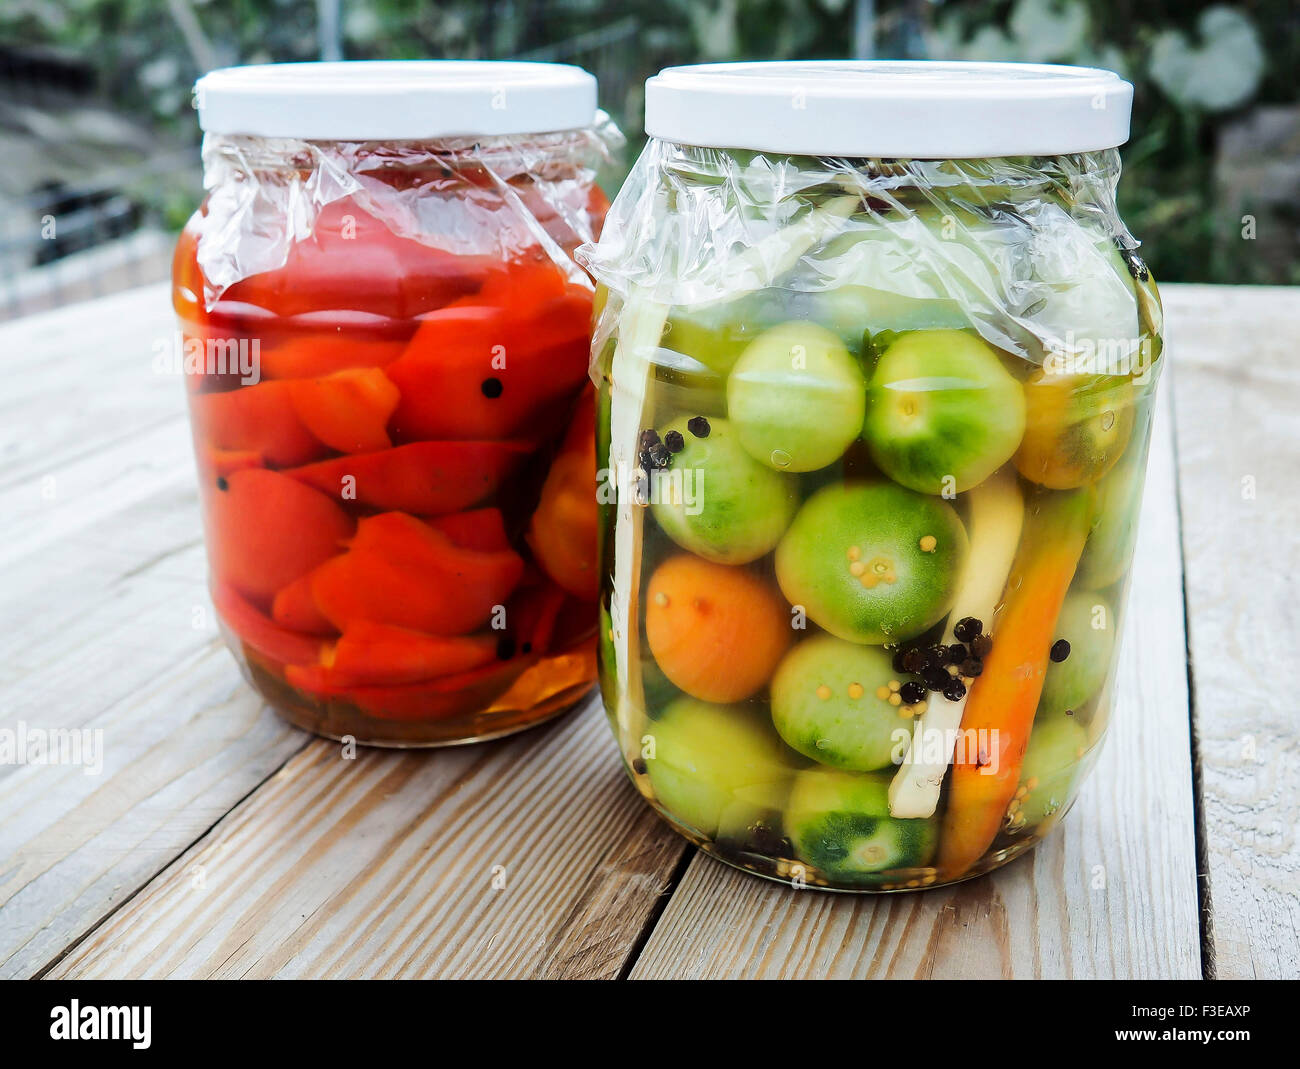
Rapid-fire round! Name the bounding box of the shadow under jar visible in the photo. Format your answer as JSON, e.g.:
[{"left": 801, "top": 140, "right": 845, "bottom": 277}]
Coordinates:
[
  {"left": 175, "top": 62, "right": 615, "bottom": 745},
  {"left": 581, "top": 61, "right": 1165, "bottom": 890}
]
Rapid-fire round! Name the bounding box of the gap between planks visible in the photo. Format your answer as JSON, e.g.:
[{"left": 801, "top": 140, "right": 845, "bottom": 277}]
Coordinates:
[{"left": 47, "top": 698, "right": 689, "bottom": 980}]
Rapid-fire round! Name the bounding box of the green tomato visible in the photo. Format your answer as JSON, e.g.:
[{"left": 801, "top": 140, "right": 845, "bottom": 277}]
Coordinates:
[
  {"left": 652, "top": 346, "right": 728, "bottom": 419},
  {"left": 727, "top": 322, "right": 867, "bottom": 473},
  {"left": 813, "top": 208, "right": 1008, "bottom": 327},
  {"left": 1039, "top": 591, "right": 1117, "bottom": 717},
  {"left": 598, "top": 602, "right": 617, "bottom": 716},
  {"left": 1016, "top": 712, "right": 1089, "bottom": 827},
  {"left": 770, "top": 635, "right": 905, "bottom": 771},
  {"left": 1016, "top": 370, "right": 1136, "bottom": 489},
  {"left": 716, "top": 781, "right": 792, "bottom": 851},
  {"left": 1022, "top": 207, "right": 1141, "bottom": 361},
  {"left": 791, "top": 284, "right": 970, "bottom": 353},
  {"left": 776, "top": 482, "right": 967, "bottom": 645},
  {"left": 663, "top": 290, "right": 788, "bottom": 376},
  {"left": 644, "top": 697, "right": 795, "bottom": 839},
  {"left": 1078, "top": 446, "right": 1148, "bottom": 589},
  {"left": 863, "top": 329, "right": 1026, "bottom": 495},
  {"left": 784, "top": 768, "right": 936, "bottom": 883},
  {"left": 649, "top": 415, "right": 798, "bottom": 564}
]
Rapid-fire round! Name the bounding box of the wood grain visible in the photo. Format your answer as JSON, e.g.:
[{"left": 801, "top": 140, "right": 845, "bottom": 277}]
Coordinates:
[
  {"left": 49, "top": 698, "right": 687, "bottom": 979},
  {"left": 0, "top": 285, "right": 308, "bottom": 978},
  {"left": 1165, "top": 284, "right": 1300, "bottom": 980},
  {"left": 630, "top": 381, "right": 1202, "bottom": 979},
  {"left": 8, "top": 279, "right": 1294, "bottom": 980},
  {"left": 2, "top": 281, "right": 685, "bottom": 981},
  {"left": 0, "top": 283, "right": 177, "bottom": 491}
]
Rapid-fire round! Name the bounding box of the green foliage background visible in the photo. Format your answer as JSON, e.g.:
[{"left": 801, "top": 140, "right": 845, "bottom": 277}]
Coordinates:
[{"left": 2, "top": 0, "right": 1296, "bottom": 284}]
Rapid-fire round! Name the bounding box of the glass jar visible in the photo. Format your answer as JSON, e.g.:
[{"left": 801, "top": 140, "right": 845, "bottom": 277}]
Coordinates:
[
  {"left": 582, "top": 62, "right": 1164, "bottom": 890},
  {"left": 176, "top": 62, "right": 617, "bottom": 745}
]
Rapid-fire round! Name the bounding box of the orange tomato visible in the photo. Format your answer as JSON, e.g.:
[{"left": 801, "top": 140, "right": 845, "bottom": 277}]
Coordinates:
[{"left": 645, "top": 556, "right": 792, "bottom": 703}]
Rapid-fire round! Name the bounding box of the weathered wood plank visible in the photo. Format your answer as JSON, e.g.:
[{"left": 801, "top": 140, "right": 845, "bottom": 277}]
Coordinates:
[
  {"left": 3, "top": 281, "right": 685, "bottom": 980},
  {"left": 0, "top": 284, "right": 309, "bottom": 978},
  {"left": 630, "top": 380, "right": 1201, "bottom": 979},
  {"left": 0, "top": 283, "right": 177, "bottom": 491},
  {"left": 1165, "top": 283, "right": 1300, "bottom": 980},
  {"left": 48, "top": 698, "right": 687, "bottom": 979}
]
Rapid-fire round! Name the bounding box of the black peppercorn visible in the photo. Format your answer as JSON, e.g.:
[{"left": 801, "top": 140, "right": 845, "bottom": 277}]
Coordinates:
[
  {"left": 901, "top": 647, "right": 925, "bottom": 673},
  {"left": 953, "top": 616, "right": 983, "bottom": 642},
  {"left": 942, "top": 679, "right": 967, "bottom": 702},
  {"left": 639, "top": 428, "right": 660, "bottom": 450},
  {"left": 664, "top": 429, "right": 685, "bottom": 453},
  {"left": 686, "top": 415, "right": 711, "bottom": 438},
  {"left": 649, "top": 442, "right": 672, "bottom": 468},
  {"left": 971, "top": 634, "right": 993, "bottom": 657},
  {"left": 215, "top": 476, "right": 229, "bottom": 492},
  {"left": 1050, "top": 639, "right": 1071, "bottom": 663},
  {"left": 923, "top": 667, "right": 950, "bottom": 690},
  {"left": 899, "top": 680, "right": 928, "bottom": 705},
  {"left": 1121, "top": 247, "right": 1150, "bottom": 282},
  {"left": 944, "top": 643, "right": 968, "bottom": 665},
  {"left": 960, "top": 658, "right": 983, "bottom": 678},
  {"left": 480, "top": 377, "right": 504, "bottom": 398}
]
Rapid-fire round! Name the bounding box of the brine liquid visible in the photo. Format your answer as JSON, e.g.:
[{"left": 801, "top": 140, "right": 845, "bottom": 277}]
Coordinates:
[
  {"left": 599, "top": 327, "right": 1156, "bottom": 889},
  {"left": 176, "top": 189, "right": 604, "bottom": 746}
]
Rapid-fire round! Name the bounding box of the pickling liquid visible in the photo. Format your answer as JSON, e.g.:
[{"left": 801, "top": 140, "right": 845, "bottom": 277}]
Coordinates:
[
  {"left": 597, "top": 276, "right": 1161, "bottom": 889},
  {"left": 176, "top": 173, "right": 609, "bottom": 745}
]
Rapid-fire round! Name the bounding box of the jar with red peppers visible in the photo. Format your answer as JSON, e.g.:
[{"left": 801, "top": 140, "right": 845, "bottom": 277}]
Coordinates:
[{"left": 175, "top": 62, "right": 617, "bottom": 745}]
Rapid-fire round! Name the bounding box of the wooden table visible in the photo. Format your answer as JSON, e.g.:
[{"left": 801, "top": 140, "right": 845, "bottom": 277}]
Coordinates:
[{"left": 2, "top": 283, "right": 1296, "bottom": 980}]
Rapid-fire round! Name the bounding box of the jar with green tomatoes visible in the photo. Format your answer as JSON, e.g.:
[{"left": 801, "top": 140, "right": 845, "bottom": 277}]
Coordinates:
[
  {"left": 178, "top": 62, "right": 618, "bottom": 745},
  {"left": 580, "top": 62, "right": 1163, "bottom": 890}
]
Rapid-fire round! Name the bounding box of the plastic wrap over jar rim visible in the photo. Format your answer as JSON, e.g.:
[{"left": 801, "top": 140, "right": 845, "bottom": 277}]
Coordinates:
[
  {"left": 645, "top": 61, "right": 1133, "bottom": 158},
  {"left": 195, "top": 60, "right": 599, "bottom": 141}
]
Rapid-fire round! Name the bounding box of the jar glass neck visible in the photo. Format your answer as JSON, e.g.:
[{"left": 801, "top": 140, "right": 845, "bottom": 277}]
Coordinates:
[{"left": 201, "top": 129, "right": 608, "bottom": 185}]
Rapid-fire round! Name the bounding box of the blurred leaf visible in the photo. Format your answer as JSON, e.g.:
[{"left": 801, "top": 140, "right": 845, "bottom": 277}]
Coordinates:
[
  {"left": 1149, "top": 6, "right": 1264, "bottom": 112},
  {"left": 1008, "top": 0, "right": 1088, "bottom": 63}
]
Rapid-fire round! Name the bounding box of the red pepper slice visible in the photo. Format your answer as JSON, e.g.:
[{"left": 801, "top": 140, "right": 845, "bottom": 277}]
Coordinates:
[
  {"left": 191, "top": 380, "right": 325, "bottom": 468},
  {"left": 260, "top": 335, "right": 406, "bottom": 380},
  {"left": 427, "top": 507, "right": 511, "bottom": 552},
  {"left": 285, "top": 439, "right": 532, "bottom": 515},
  {"left": 199, "top": 447, "right": 265, "bottom": 479},
  {"left": 386, "top": 266, "right": 592, "bottom": 441},
  {"left": 208, "top": 468, "right": 355, "bottom": 602},
  {"left": 172, "top": 214, "right": 207, "bottom": 326},
  {"left": 310, "top": 512, "right": 524, "bottom": 635},
  {"left": 271, "top": 573, "right": 337, "bottom": 636},
  {"left": 525, "top": 388, "right": 599, "bottom": 600},
  {"left": 314, "top": 622, "right": 499, "bottom": 687},
  {"left": 221, "top": 199, "right": 492, "bottom": 320},
  {"left": 213, "top": 580, "right": 325, "bottom": 666},
  {"left": 288, "top": 367, "right": 400, "bottom": 454},
  {"left": 285, "top": 657, "right": 532, "bottom": 721}
]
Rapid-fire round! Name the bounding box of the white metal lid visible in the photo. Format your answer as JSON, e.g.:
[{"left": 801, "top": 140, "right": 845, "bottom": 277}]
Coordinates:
[
  {"left": 195, "top": 61, "right": 599, "bottom": 140},
  {"left": 645, "top": 61, "right": 1133, "bottom": 158}
]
